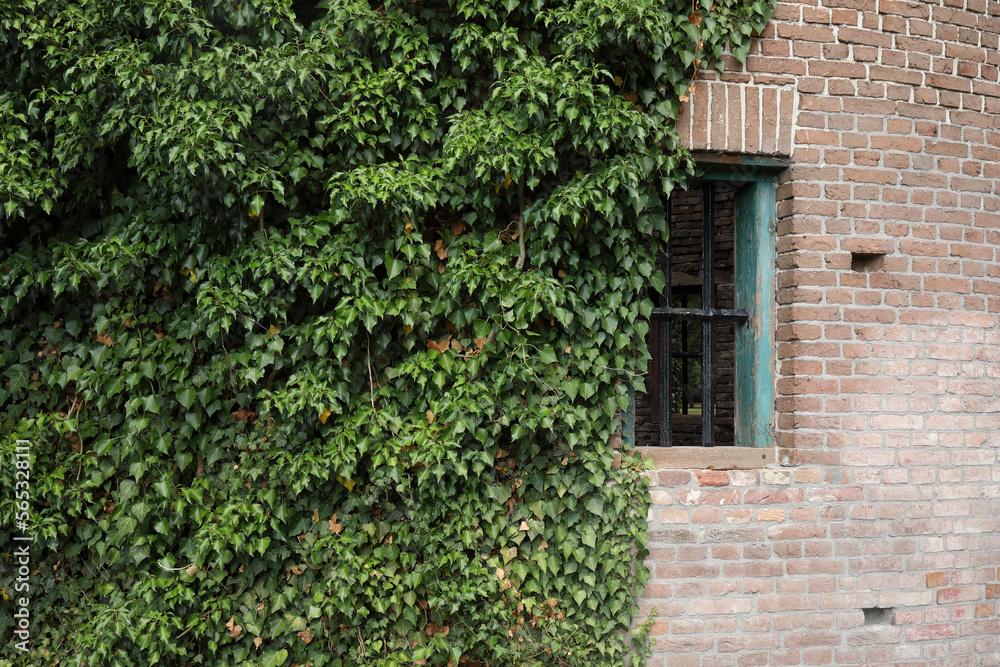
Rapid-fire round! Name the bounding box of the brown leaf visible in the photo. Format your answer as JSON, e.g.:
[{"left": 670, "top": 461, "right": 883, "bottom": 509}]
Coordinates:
[
  {"left": 185, "top": 563, "right": 200, "bottom": 576},
  {"left": 623, "top": 91, "right": 638, "bottom": 103},
  {"left": 92, "top": 330, "right": 114, "bottom": 346},
  {"left": 154, "top": 331, "right": 166, "bottom": 340},
  {"left": 425, "top": 621, "right": 441, "bottom": 637},
  {"left": 475, "top": 336, "right": 488, "bottom": 350},
  {"left": 434, "top": 239, "right": 448, "bottom": 260},
  {"left": 426, "top": 410, "right": 436, "bottom": 425},
  {"left": 405, "top": 218, "right": 414, "bottom": 235},
  {"left": 495, "top": 567, "right": 505, "bottom": 579},
  {"left": 297, "top": 629, "right": 313, "bottom": 644},
  {"left": 519, "top": 521, "right": 529, "bottom": 531},
  {"left": 226, "top": 616, "right": 242, "bottom": 639},
  {"left": 426, "top": 336, "right": 451, "bottom": 353},
  {"left": 449, "top": 338, "right": 464, "bottom": 352},
  {"left": 289, "top": 565, "right": 302, "bottom": 575},
  {"left": 233, "top": 408, "right": 253, "bottom": 422},
  {"left": 688, "top": 10, "right": 702, "bottom": 26},
  {"left": 153, "top": 282, "right": 174, "bottom": 301},
  {"left": 537, "top": 539, "right": 548, "bottom": 551},
  {"left": 329, "top": 516, "right": 343, "bottom": 534},
  {"left": 254, "top": 637, "right": 263, "bottom": 649},
  {"left": 450, "top": 219, "right": 466, "bottom": 236}
]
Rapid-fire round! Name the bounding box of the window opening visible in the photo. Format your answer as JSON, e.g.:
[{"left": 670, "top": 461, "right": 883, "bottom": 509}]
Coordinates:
[{"left": 638, "top": 183, "right": 748, "bottom": 447}]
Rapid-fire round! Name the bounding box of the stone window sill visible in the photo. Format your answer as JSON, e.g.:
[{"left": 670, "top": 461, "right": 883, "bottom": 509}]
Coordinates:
[{"left": 636, "top": 446, "right": 775, "bottom": 470}]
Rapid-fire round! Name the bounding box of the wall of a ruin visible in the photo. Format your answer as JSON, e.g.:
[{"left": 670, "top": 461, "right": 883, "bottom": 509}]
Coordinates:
[{"left": 639, "top": 1, "right": 1000, "bottom": 664}]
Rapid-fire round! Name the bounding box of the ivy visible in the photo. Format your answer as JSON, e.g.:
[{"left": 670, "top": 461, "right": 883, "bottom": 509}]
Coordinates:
[{"left": 0, "top": 0, "right": 773, "bottom": 665}]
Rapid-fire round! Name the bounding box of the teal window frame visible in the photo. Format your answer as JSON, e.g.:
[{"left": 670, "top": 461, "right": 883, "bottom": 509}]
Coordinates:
[{"left": 623, "top": 156, "right": 783, "bottom": 449}]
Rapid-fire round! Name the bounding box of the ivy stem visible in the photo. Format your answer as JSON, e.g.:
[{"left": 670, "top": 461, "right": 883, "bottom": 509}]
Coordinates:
[
  {"left": 515, "top": 173, "right": 527, "bottom": 270},
  {"left": 366, "top": 333, "right": 376, "bottom": 412}
]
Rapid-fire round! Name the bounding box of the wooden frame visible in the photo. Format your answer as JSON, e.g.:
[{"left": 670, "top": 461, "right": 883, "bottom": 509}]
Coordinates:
[{"left": 622, "top": 159, "right": 783, "bottom": 461}]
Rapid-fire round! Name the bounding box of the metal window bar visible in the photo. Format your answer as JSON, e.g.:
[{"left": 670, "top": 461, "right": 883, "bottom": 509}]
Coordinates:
[
  {"left": 701, "top": 184, "right": 715, "bottom": 447},
  {"left": 658, "top": 199, "right": 671, "bottom": 448},
  {"left": 651, "top": 183, "right": 749, "bottom": 446}
]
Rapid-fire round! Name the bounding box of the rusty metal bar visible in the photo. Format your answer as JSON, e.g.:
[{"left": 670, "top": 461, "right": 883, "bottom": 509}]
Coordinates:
[{"left": 701, "top": 183, "right": 715, "bottom": 447}]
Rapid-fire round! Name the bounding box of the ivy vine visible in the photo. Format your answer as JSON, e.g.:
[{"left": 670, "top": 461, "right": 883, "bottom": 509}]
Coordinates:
[{"left": 0, "top": 0, "right": 773, "bottom": 665}]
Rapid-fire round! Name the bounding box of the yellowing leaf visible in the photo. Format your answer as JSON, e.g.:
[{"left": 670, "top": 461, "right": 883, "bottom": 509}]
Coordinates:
[
  {"left": 335, "top": 474, "right": 355, "bottom": 491},
  {"left": 319, "top": 408, "right": 332, "bottom": 424},
  {"left": 404, "top": 324, "right": 414, "bottom": 335},
  {"left": 268, "top": 323, "right": 281, "bottom": 336},
  {"left": 613, "top": 75, "right": 623, "bottom": 87},
  {"left": 404, "top": 218, "right": 413, "bottom": 235}
]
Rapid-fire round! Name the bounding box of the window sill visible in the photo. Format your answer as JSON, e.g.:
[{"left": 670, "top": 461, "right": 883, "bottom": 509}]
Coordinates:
[{"left": 635, "top": 446, "right": 775, "bottom": 470}]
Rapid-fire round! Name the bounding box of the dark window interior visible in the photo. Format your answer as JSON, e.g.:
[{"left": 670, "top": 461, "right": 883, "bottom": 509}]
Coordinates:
[{"left": 634, "top": 183, "right": 742, "bottom": 447}]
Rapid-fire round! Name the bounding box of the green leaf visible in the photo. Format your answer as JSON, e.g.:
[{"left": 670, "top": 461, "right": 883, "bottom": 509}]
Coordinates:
[
  {"left": 4, "top": 364, "right": 28, "bottom": 393},
  {"left": 262, "top": 649, "right": 288, "bottom": 667},
  {"left": 584, "top": 496, "right": 605, "bottom": 517},
  {"left": 176, "top": 387, "right": 197, "bottom": 409}
]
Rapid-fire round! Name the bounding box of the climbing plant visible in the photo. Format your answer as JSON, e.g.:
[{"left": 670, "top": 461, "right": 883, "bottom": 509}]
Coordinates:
[{"left": 0, "top": 0, "right": 772, "bottom": 665}]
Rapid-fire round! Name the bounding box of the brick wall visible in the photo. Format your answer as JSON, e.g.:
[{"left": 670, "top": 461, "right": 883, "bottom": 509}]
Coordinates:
[{"left": 638, "top": 1, "right": 1000, "bottom": 664}]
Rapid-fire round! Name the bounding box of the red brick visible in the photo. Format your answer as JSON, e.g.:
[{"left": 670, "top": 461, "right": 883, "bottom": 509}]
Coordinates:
[
  {"left": 926, "top": 572, "right": 948, "bottom": 587},
  {"left": 676, "top": 489, "right": 741, "bottom": 506},
  {"left": 906, "top": 624, "right": 958, "bottom": 641},
  {"left": 695, "top": 471, "right": 730, "bottom": 487},
  {"left": 937, "top": 587, "right": 983, "bottom": 603}
]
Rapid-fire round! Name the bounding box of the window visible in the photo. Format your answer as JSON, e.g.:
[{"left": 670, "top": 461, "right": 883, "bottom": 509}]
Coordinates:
[{"left": 623, "top": 158, "right": 784, "bottom": 461}]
